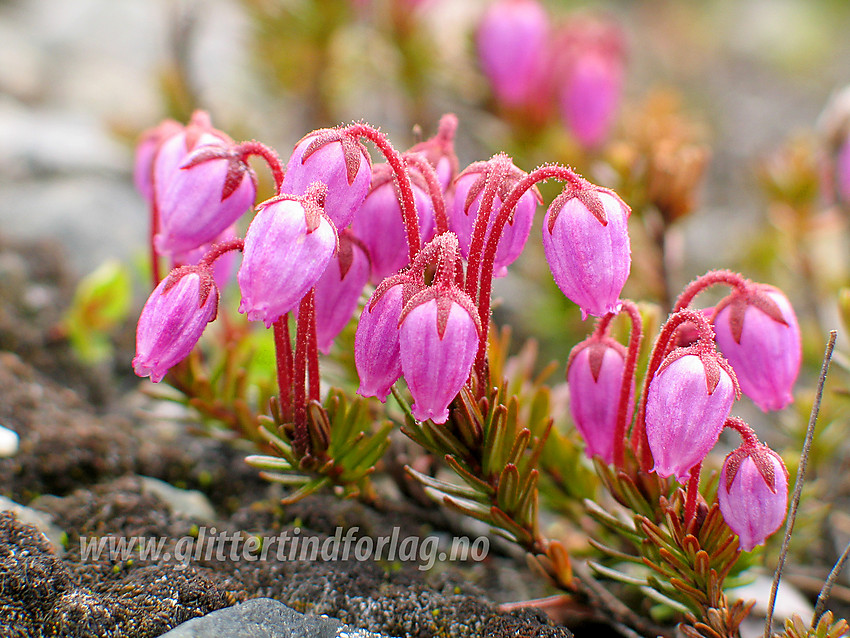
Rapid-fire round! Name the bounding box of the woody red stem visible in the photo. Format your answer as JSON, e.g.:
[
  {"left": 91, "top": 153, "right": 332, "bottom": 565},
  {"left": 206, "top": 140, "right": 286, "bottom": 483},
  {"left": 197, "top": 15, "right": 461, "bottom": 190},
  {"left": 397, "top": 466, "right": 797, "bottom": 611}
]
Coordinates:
[{"left": 273, "top": 317, "right": 294, "bottom": 423}]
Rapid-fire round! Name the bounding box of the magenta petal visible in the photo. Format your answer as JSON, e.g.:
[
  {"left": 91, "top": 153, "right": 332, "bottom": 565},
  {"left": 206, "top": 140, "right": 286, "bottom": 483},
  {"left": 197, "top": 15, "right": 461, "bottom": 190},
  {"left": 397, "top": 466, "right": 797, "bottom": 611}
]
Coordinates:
[
  {"left": 718, "top": 453, "right": 788, "bottom": 552},
  {"left": 281, "top": 134, "right": 371, "bottom": 230},
  {"left": 355, "top": 285, "right": 404, "bottom": 402},
  {"left": 645, "top": 354, "right": 735, "bottom": 482},
  {"left": 542, "top": 191, "right": 630, "bottom": 318},
  {"left": 154, "top": 136, "right": 256, "bottom": 255},
  {"left": 714, "top": 287, "right": 801, "bottom": 412},
  {"left": 351, "top": 177, "right": 435, "bottom": 284},
  {"left": 133, "top": 273, "right": 218, "bottom": 383},
  {"left": 313, "top": 235, "right": 371, "bottom": 354},
  {"left": 450, "top": 171, "right": 537, "bottom": 278},
  {"left": 238, "top": 199, "right": 337, "bottom": 327},
  {"left": 477, "top": 0, "right": 550, "bottom": 108},
  {"left": 567, "top": 342, "right": 633, "bottom": 464},
  {"left": 399, "top": 299, "right": 478, "bottom": 424}
]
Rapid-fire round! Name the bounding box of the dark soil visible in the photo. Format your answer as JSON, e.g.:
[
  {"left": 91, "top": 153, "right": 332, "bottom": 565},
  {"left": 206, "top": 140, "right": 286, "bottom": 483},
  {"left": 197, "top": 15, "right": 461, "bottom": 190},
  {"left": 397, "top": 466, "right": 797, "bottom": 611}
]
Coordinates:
[{"left": 0, "top": 236, "right": 576, "bottom": 637}]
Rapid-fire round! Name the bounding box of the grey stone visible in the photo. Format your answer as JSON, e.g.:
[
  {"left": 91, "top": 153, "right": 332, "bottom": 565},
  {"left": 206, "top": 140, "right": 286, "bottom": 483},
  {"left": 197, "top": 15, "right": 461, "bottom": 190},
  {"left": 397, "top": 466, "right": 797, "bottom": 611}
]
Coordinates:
[
  {"left": 139, "top": 475, "right": 217, "bottom": 523},
  {"left": 158, "top": 598, "right": 387, "bottom": 638},
  {"left": 0, "top": 495, "right": 65, "bottom": 555},
  {"left": 0, "top": 423, "right": 19, "bottom": 457}
]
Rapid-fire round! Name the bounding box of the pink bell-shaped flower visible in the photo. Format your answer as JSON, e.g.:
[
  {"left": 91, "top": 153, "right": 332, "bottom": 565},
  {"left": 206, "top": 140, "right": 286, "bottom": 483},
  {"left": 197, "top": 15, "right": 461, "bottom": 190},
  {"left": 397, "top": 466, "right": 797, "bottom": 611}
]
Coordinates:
[
  {"left": 133, "top": 267, "right": 219, "bottom": 383},
  {"left": 398, "top": 284, "right": 481, "bottom": 424},
  {"left": 311, "top": 230, "right": 371, "bottom": 354},
  {"left": 238, "top": 185, "right": 337, "bottom": 328},
  {"left": 355, "top": 277, "right": 411, "bottom": 402},
  {"left": 554, "top": 16, "right": 626, "bottom": 149},
  {"left": 713, "top": 284, "right": 801, "bottom": 412},
  {"left": 718, "top": 441, "right": 788, "bottom": 552},
  {"left": 152, "top": 113, "right": 256, "bottom": 256},
  {"left": 450, "top": 160, "right": 541, "bottom": 277},
  {"left": 406, "top": 113, "right": 460, "bottom": 193},
  {"left": 645, "top": 346, "right": 738, "bottom": 482},
  {"left": 134, "top": 119, "right": 182, "bottom": 203},
  {"left": 280, "top": 128, "right": 372, "bottom": 230},
  {"left": 477, "top": 0, "right": 550, "bottom": 109},
  {"left": 567, "top": 336, "right": 633, "bottom": 464},
  {"left": 542, "top": 180, "right": 631, "bottom": 319},
  {"left": 351, "top": 163, "right": 436, "bottom": 284}
]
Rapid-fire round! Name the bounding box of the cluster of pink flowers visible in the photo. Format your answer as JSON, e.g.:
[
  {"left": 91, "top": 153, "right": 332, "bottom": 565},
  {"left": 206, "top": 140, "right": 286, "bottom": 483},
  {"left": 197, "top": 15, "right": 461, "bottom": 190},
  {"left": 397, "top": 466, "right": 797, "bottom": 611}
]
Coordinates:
[
  {"left": 131, "top": 108, "right": 796, "bottom": 554},
  {"left": 566, "top": 274, "right": 800, "bottom": 551},
  {"left": 477, "top": 0, "right": 626, "bottom": 148},
  {"left": 132, "top": 111, "right": 632, "bottom": 423}
]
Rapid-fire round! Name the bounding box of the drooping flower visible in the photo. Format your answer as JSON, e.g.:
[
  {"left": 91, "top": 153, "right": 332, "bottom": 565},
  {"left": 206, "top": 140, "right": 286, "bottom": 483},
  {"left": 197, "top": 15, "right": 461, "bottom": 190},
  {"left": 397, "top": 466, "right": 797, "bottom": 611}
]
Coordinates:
[
  {"left": 398, "top": 285, "right": 481, "bottom": 424},
  {"left": 542, "top": 179, "right": 631, "bottom": 319},
  {"left": 238, "top": 185, "right": 337, "bottom": 328},
  {"left": 311, "top": 230, "right": 371, "bottom": 354},
  {"left": 406, "top": 113, "right": 460, "bottom": 193},
  {"left": 645, "top": 346, "right": 738, "bottom": 482},
  {"left": 133, "top": 267, "right": 218, "bottom": 383},
  {"left": 280, "top": 128, "right": 372, "bottom": 230},
  {"left": 718, "top": 442, "right": 788, "bottom": 552},
  {"left": 355, "top": 278, "right": 409, "bottom": 402},
  {"left": 554, "top": 16, "right": 626, "bottom": 149},
  {"left": 134, "top": 118, "right": 182, "bottom": 203},
  {"left": 713, "top": 284, "right": 801, "bottom": 412},
  {"left": 566, "top": 336, "right": 633, "bottom": 464},
  {"left": 477, "top": 0, "right": 551, "bottom": 110},
  {"left": 153, "top": 115, "right": 256, "bottom": 256},
  {"left": 450, "top": 160, "right": 541, "bottom": 277},
  {"left": 351, "top": 163, "right": 436, "bottom": 283}
]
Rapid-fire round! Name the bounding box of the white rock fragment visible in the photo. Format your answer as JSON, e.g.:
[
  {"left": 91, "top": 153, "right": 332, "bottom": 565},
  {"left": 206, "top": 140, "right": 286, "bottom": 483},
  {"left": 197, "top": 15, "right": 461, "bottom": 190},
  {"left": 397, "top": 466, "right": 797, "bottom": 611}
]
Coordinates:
[{"left": 0, "top": 423, "right": 19, "bottom": 457}]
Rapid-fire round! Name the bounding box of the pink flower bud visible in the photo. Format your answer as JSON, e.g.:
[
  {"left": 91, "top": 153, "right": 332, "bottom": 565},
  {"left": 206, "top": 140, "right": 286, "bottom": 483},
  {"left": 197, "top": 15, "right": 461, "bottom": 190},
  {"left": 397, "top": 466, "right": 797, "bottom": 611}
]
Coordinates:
[
  {"left": 450, "top": 161, "right": 541, "bottom": 278},
  {"left": 567, "top": 336, "right": 633, "bottom": 464},
  {"left": 238, "top": 188, "right": 337, "bottom": 328},
  {"left": 154, "top": 140, "right": 256, "bottom": 257},
  {"left": 355, "top": 281, "right": 407, "bottom": 402},
  {"left": 713, "top": 285, "right": 801, "bottom": 412},
  {"left": 555, "top": 16, "right": 626, "bottom": 149},
  {"left": 281, "top": 128, "right": 372, "bottom": 230},
  {"left": 542, "top": 181, "right": 631, "bottom": 319},
  {"left": 718, "top": 443, "right": 788, "bottom": 552},
  {"left": 477, "top": 0, "right": 550, "bottom": 109},
  {"left": 406, "top": 114, "right": 460, "bottom": 193},
  {"left": 399, "top": 286, "right": 481, "bottom": 424},
  {"left": 351, "top": 164, "right": 436, "bottom": 284},
  {"left": 133, "top": 268, "right": 218, "bottom": 383},
  {"left": 645, "top": 348, "right": 738, "bottom": 482},
  {"left": 312, "top": 231, "right": 371, "bottom": 354},
  {"left": 134, "top": 119, "right": 182, "bottom": 203}
]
